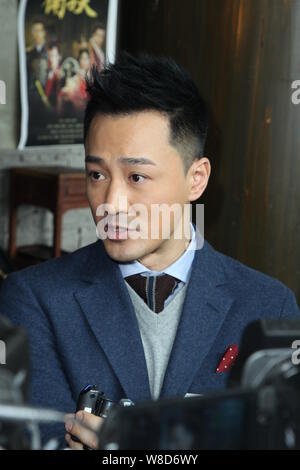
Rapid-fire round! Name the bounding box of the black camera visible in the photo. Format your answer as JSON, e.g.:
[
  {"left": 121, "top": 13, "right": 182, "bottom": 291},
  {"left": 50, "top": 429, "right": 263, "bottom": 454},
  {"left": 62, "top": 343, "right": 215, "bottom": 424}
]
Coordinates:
[
  {"left": 75, "top": 384, "right": 115, "bottom": 419},
  {"left": 0, "top": 315, "right": 29, "bottom": 449},
  {"left": 71, "top": 384, "right": 134, "bottom": 447}
]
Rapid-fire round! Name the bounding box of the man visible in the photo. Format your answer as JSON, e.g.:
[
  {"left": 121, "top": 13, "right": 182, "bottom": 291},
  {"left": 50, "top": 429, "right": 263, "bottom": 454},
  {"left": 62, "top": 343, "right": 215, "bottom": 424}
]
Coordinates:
[
  {"left": 27, "top": 20, "right": 48, "bottom": 90},
  {"left": 89, "top": 23, "right": 106, "bottom": 71},
  {"left": 26, "top": 20, "right": 49, "bottom": 136},
  {"left": 0, "top": 53, "right": 299, "bottom": 449},
  {"left": 45, "top": 43, "right": 63, "bottom": 111}
]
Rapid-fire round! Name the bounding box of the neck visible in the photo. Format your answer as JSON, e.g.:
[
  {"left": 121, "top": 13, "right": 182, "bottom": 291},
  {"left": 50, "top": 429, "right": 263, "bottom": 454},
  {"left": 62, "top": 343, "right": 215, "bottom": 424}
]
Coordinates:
[{"left": 137, "top": 223, "right": 192, "bottom": 272}]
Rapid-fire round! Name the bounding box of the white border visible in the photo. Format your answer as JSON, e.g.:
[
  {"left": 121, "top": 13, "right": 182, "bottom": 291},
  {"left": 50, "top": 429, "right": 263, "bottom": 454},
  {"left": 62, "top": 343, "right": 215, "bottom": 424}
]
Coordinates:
[
  {"left": 18, "top": 0, "right": 28, "bottom": 150},
  {"left": 106, "top": 0, "right": 119, "bottom": 64},
  {"left": 17, "top": 0, "right": 119, "bottom": 150}
]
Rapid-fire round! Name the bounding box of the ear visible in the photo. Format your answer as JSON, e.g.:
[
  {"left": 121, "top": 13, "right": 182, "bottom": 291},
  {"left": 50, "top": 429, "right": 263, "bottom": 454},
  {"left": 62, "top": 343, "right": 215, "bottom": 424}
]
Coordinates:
[{"left": 187, "top": 157, "right": 211, "bottom": 202}]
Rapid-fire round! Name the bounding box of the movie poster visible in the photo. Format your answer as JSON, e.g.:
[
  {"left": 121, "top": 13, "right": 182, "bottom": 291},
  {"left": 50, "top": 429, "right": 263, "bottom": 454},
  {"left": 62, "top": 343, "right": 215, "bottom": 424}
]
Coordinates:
[{"left": 18, "top": 0, "right": 119, "bottom": 148}]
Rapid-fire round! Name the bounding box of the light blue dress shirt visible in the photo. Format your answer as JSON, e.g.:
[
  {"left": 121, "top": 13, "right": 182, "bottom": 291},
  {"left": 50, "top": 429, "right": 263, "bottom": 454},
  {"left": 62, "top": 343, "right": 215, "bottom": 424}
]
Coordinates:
[{"left": 118, "top": 222, "right": 198, "bottom": 307}]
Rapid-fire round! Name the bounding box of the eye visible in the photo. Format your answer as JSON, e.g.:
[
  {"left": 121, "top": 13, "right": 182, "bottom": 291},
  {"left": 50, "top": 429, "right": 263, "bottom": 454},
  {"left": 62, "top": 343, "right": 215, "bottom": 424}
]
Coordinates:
[
  {"left": 130, "top": 174, "right": 147, "bottom": 183},
  {"left": 87, "top": 170, "right": 105, "bottom": 181}
]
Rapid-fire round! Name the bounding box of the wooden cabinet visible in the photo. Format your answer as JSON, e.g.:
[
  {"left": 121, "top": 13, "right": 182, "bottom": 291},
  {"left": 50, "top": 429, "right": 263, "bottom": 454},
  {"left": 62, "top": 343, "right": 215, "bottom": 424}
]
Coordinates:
[{"left": 8, "top": 166, "right": 89, "bottom": 265}]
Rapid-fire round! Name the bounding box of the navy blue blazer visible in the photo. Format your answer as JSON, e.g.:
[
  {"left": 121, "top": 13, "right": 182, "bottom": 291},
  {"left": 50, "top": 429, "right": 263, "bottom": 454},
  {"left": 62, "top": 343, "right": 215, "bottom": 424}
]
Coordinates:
[{"left": 0, "top": 237, "right": 299, "bottom": 446}]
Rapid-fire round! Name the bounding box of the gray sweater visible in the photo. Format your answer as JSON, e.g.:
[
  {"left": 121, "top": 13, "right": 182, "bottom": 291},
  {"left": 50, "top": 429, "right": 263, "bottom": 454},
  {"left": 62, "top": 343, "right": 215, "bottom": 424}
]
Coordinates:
[{"left": 124, "top": 280, "right": 189, "bottom": 399}]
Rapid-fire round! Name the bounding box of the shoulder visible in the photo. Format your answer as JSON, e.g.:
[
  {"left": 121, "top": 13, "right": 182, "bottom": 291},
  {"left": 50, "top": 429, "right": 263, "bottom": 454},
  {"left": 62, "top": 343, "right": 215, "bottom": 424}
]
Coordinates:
[
  {"left": 26, "top": 46, "right": 36, "bottom": 56},
  {"left": 1, "top": 240, "right": 104, "bottom": 292},
  {"left": 205, "top": 240, "right": 282, "bottom": 285},
  {"left": 203, "top": 241, "right": 298, "bottom": 314}
]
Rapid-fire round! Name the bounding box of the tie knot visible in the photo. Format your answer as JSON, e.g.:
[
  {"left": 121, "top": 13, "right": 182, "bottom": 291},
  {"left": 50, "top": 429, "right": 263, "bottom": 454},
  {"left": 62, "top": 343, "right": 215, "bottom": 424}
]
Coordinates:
[{"left": 125, "top": 273, "right": 180, "bottom": 313}]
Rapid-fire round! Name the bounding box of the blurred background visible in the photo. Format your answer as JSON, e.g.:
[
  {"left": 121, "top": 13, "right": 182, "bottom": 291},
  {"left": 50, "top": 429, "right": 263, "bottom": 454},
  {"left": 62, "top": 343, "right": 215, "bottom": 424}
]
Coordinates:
[{"left": 0, "top": 0, "right": 300, "bottom": 301}]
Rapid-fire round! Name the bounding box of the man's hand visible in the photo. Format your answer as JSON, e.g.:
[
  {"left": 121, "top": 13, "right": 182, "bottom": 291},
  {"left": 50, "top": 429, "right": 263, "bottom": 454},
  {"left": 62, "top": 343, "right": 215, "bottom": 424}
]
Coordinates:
[{"left": 64, "top": 411, "right": 104, "bottom": 450}]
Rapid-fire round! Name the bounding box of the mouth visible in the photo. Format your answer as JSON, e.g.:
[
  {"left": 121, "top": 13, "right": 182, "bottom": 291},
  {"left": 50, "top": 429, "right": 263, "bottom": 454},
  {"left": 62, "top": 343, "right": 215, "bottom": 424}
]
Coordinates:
[{"left": 105, "top": 224, "right": 132, "bottom": 240}]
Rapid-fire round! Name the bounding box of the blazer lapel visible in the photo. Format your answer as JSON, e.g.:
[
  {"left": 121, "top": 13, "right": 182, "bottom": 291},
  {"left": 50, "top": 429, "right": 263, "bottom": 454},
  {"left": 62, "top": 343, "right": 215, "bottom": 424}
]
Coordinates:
[
  {"left": 160, "top": 240, "right": 234, "bottom": 398},
  {"left": 73, "top": 240, "right": 151, "bottom": 401}
]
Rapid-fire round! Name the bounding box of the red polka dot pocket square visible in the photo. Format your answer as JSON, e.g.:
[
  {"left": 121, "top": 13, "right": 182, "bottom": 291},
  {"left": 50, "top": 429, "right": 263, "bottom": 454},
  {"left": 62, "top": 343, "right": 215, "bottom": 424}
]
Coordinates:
[{"left": 216, "top": 344, "right": 239, "bottom": 373}]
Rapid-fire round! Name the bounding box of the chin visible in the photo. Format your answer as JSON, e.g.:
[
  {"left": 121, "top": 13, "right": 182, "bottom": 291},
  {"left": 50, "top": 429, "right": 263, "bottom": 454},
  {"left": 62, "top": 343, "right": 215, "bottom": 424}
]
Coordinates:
[
  {"left": 103, "top": 240, "right": 139, "bottom": 263},
  {"left": 103, "top": 238, "right": 157, "bottom": 263}
]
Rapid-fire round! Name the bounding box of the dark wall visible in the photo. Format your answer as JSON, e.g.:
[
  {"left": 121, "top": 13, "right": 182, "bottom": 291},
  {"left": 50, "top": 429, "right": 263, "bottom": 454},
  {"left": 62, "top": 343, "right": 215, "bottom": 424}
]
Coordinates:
[{"left": 119, "top": 0, "right": 300, "bottom": 300}]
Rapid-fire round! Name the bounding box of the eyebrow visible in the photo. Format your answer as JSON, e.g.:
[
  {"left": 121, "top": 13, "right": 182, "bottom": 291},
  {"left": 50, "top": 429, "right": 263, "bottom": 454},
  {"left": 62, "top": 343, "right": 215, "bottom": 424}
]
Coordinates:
[{"left": 85, "top": 155, "right": 157, "bottom": 166}]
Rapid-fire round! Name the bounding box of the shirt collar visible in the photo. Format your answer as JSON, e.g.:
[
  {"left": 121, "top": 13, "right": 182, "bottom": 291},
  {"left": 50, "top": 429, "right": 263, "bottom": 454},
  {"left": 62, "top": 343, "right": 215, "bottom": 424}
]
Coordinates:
[
  {"left": 35, "top": 43, "right": 45, "bottom": 53},
  {"left": 118, "top": 222, "right": 197, "bottom": 283}
]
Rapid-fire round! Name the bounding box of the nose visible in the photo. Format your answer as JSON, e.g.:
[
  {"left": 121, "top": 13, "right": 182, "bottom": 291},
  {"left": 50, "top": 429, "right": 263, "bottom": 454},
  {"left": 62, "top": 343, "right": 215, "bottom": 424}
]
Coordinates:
[{"left": 98, "top": 178, "right": 130, "bottom": 222}]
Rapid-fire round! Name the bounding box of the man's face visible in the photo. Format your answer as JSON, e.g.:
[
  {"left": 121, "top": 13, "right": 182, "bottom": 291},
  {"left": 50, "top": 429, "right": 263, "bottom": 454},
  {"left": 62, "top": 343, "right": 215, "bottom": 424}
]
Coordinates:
[
  {"left": 48, "top": 47, "right": 60, "bottom": 70},
  {"left": 32, "top": 23, "right": 46, "bottom": 45},
  {"left": 93, "top": 28, "right": 105, "bottom": 48},
  {"left": 85, "top": 111, "right": 193, "bottom": 265},
  {"left": 79, "top": 52, "right": 90, "bottom": 71}
]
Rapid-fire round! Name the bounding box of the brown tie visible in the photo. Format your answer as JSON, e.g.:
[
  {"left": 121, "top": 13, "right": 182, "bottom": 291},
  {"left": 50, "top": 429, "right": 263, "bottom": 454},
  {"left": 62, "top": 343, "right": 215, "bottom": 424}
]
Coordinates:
[{"left": 125, "top": 273, "right": 180, "bottom": 313}]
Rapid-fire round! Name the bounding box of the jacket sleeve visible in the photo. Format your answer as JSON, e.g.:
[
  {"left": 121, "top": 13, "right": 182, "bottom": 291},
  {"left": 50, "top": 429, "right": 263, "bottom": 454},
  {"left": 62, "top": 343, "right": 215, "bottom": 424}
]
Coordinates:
[
  {"left": 280, "top": 287, "right": 300, "bottom": 318},
  {"left": 0, "top": 271, "right": 75, "bottom": 449}
]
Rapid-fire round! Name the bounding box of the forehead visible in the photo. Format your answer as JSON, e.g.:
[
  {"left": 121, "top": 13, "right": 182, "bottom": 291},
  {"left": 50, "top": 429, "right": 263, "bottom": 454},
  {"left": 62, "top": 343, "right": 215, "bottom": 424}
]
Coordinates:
[
  {"left": 86, "top": 111, "right": 171, "bottom": 152},
  {"left": 33, "top": 23, "right": 44, "bottom": 30}
]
